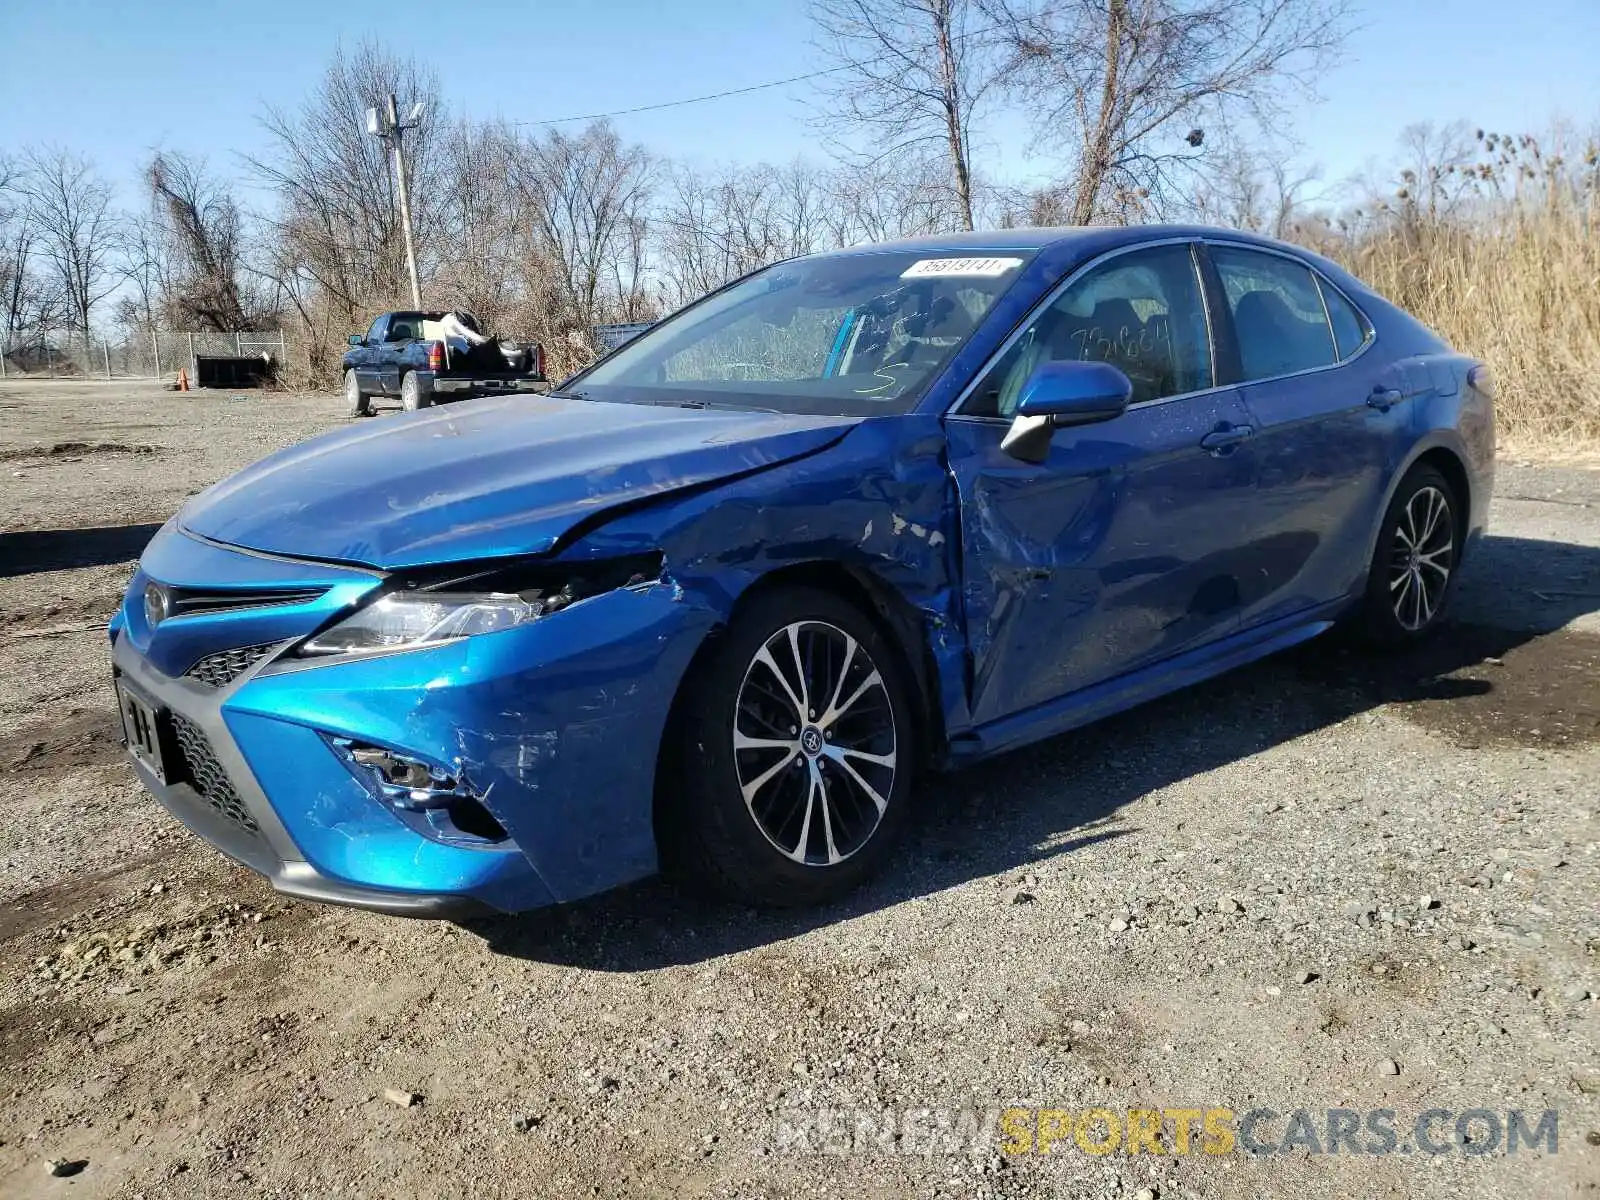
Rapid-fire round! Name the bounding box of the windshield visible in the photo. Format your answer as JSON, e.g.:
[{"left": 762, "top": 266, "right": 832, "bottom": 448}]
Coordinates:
[{"left": 568, "top": 251, "right": 1034, "bottom": 416}]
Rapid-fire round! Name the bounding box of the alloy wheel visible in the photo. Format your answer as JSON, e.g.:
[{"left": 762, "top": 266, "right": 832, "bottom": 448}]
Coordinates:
[
  {"left": 732, "top": 620, "right": 898, "bottom": 866},
  {"left": 1389, "top": 484, "right": 1454, "bottom": 631}
]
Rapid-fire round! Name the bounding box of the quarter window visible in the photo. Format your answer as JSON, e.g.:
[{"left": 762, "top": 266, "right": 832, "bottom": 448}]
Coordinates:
[
  {"left": 1211, "top": 246, "right": 1338, "bottom": 381},
  {"left": 1317, "top": 277, "right": 1372, "bottom": 361},
  {"left": 965, "top": 244, "right": 1213, "bottom": 418}
]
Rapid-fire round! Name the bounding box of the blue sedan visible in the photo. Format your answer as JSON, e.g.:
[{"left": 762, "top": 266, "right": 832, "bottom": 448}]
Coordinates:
[{"left": 109, "top": 226, "right": 1495, "bottom": 916}]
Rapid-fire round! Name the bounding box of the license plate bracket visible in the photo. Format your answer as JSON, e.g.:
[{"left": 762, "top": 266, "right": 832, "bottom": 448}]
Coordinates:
[{"left": 116, "top": 677, "right": 169, "bottom": 784}]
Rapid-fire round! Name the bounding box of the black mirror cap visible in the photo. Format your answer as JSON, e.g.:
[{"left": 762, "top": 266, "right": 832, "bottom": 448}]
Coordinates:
[{"left": 1016, "top": 360, "right": 1133, "bottom": 428}]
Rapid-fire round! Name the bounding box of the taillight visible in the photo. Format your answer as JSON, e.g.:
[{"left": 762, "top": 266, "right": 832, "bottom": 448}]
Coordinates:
[
  {"left": 1467, "top": 363, "right": 1494, "bottom": 399},
  {"left": 427, "top": 340, "right": 443, "bottom": 371},
  {"left": 530, "top": 343, "right": 545, "bottom": 379}
]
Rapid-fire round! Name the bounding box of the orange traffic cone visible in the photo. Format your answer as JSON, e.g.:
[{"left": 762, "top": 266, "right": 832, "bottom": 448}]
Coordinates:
[{"left": 176, "top": 368, "right": 189, "bottom": 391}]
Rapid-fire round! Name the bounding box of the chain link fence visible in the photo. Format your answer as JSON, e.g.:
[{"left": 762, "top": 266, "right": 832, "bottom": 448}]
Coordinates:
[{"left": 0, "top": 330, "right": 290, "bottom": 381}]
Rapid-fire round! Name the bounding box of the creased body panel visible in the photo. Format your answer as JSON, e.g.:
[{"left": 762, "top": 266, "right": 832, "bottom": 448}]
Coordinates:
[
  {"left": 562, "top": 416, "right": 974, "bottom": 746},
  {"left": 178, "top": 394, "right": 857, "bottom": 569}
]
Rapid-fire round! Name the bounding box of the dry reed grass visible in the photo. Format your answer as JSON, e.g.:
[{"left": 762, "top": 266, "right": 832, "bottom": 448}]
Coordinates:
[{"left": 1321, "top": 131, "right": 1600, "bottom": 454}]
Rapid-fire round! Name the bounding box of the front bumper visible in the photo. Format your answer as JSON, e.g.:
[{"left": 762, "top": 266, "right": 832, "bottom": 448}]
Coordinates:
[
  {"left": 114, "top": 524, "right": 716, "bottom": 916},
  {"left": 112, "top": 633, "right": 516, "bottom": 918}
]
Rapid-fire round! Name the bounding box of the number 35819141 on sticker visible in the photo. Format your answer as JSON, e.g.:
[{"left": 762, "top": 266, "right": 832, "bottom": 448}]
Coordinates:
[{"left": 900, "top": 257, "right": 1024, "bottom": 279}]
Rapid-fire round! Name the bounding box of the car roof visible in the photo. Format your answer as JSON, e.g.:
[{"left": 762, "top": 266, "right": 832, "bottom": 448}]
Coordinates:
[{"left": 811, "top": 224, "right": 1303, "bottom": 258}]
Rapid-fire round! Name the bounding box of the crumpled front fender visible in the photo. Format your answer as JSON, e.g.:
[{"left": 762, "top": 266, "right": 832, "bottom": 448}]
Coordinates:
[{"left": 559, "top": 415, "right": 974, "bottom": 755}]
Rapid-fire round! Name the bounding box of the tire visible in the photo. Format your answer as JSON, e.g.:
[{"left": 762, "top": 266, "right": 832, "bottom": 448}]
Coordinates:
[
  {"left": 1355, "top": 464, "right": 1460, "bottom": 645},
  {"left": 400, "top": 372, "right": 430, "bottom": 411},
  {"left": 344, "top": 369, "right": 371, "bottom": 417},
  {"left": 660, "top": 586, "right": 917, "bottom": 908}
]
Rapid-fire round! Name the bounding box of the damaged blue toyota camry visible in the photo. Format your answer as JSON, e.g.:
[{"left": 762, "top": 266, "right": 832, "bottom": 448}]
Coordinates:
[{"left": 110, "top": 227, "right": 1495, "bottom": 917}]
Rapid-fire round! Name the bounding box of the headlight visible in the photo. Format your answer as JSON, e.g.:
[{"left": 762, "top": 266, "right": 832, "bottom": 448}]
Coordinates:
[
  {"left": 295, "top": 552, "right": 663, "bottom": 659},
  {"left": 298, "top": 592, "right": 544, "bottom": 657}
]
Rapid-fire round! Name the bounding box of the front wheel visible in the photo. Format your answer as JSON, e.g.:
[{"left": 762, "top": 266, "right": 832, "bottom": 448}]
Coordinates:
[
  {"left": 400, "top": 372, "right": 431, "bottom": 411},
  {"left": 660, "top": 587, "right": 917, "bottom": 908},
  {"left": 344, "top": 369, "right": 371, "bottom": 417},
  {"left": 1355, "top": 464, "right": 1460, "bottom": 644}
]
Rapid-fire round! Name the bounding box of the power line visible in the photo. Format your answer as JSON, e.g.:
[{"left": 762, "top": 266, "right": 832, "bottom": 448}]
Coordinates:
[
  {"left": 511, "top": 66, "right": 852, "bottom": 128},
  {"left": 508, "top": 11, "right": 1044, "bottom": 129}
]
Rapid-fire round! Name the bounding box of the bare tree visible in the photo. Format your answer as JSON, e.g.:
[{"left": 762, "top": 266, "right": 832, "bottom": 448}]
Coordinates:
[
  {"left": 146, "top": 151, "right": 256, "bottom": 330},
  {"left": 1189, "top": 136, "right": 1326, "bottom": 235},
  {"left": 823, "top": 152, "right": 978, "bottom": 242},
  {"left": 1386, "top": 120, "right": 1478, "bottom": 222},
  {"left": 512, "top": 121, "right": 653, "bottom": 331},
  {"left": 0, "top": 154, "right": 48, "bottom": 339},
  {"left": 19, "top": 146, "right": 121, "bottom": 341},
  {"left": 653, "top": 152, "right": 972, "bottom": 308},
  {"left": 115, "top": 209, "right": 171, "bottom": 332},
  {"left": 809, "top": 0, "right": 1000, "bottom": 230},
  {"left": 247, "top": 43, "right": 445, "bottom": 347},
  {"left": 433, "top": 121, "right": 524, "bottom": 327},
  {"left": 986, "top": 0, "right": 1349, "bottom": 224},
  {"left": 654, "top": 161, "right": 823, "bottom": 306}
]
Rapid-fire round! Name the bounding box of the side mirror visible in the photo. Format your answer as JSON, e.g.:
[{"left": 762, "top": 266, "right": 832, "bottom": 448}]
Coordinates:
[
  {"left": 348, "top": 334, "right": 363, "bottom": 347},
  {"left": 1001, "top": 360, "right": 1133, "bottom": 463}
]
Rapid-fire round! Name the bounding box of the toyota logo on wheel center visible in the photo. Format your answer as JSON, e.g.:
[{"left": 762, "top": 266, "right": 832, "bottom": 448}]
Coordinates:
[{"left": 800, "top": 726, "right": 824, "bottom": 757}]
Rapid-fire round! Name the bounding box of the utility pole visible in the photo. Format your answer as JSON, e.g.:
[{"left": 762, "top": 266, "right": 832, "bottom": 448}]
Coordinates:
[{"left": 368, "top": 94, "right": 424, "bottom": 308}]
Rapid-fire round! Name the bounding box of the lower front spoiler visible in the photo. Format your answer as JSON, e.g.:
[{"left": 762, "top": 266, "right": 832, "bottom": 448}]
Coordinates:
[{"left": 132, "top": 755, "right": 493, "bottom": 920}]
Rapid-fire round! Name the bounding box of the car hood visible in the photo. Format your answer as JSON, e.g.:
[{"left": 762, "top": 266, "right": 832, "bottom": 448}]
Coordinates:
[{"left": 178, "top": 394, "right": 859, "bottom": 569}]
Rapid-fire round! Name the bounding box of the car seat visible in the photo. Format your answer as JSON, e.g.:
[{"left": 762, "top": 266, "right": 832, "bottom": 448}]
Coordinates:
[{"left": 1233, "top": 289, "right": 1326, "bottom": 378}]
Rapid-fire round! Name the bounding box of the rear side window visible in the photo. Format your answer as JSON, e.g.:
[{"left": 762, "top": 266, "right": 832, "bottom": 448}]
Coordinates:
[
  {"left": 1317, "top": 277, "right": 1371, "bottom": 360},
  {"left": 1211, "top": 246, "right": 1337, "bottom": 381}
]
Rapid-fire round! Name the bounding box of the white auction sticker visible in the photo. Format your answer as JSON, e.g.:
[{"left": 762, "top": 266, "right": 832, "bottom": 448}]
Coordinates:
[{"left": 901, "top": 256, "right": 1024, "bottom": 279}]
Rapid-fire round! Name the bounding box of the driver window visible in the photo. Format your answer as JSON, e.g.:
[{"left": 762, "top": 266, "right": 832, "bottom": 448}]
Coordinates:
[
  {"left": 965, "top": 244, "right": 1213, "bottom": 418},
  {"left": 364, "top": 316, "right": 387, "bottom": 344}
]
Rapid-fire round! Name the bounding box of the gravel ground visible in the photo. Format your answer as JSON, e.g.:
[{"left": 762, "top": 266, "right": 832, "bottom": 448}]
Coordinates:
[{"left": 1, "top": 379, "right": 1597, "bottom": 1199}]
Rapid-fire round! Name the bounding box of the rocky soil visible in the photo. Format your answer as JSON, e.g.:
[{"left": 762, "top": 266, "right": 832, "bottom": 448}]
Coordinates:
[{"left": 1, "top": 379, "right": 1597, "bottom": 1198}]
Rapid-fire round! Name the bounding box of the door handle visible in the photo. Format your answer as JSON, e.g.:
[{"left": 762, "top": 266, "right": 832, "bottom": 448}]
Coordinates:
[
  {"left": 1367, "top": 387, "right": 1403, "bottom": 411},
  {"left": 1200, "top": 425, "right": 1254, "bottom": 454}
]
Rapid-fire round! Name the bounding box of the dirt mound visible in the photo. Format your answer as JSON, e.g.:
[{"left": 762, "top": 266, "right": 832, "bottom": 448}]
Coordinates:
[{"left": 0, "top": 441, "right": 162, "bottom": 462}]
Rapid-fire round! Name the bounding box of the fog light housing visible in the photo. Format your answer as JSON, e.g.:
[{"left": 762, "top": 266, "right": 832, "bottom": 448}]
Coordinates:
[
  {"left": 329, "top": 738, "right": 509, "bottom": 845},
  {"left": 349, "top": 746, "right": 446, "bottom": 797}
]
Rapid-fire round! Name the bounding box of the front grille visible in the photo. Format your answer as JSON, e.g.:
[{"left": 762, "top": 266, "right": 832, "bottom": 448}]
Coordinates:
[
  {"left": 170, "top": 713, "right": 259, "bottom": 834},
  {"left": 185, "top": 643, "right": 276, "bottom": 689},
  {"left": 167, "top": 586, "right": 325, "bottom": 616}
]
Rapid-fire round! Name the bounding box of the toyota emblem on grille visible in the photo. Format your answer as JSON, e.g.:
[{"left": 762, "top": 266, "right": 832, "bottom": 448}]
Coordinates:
[{"left": 144, "top": 582, "right": 172, "bottom": 629}]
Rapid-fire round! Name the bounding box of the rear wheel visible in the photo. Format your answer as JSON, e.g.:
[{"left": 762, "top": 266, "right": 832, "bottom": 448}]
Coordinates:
[
  {"left": 400, "top": 372, "right": 430, "bottom": 411},
  {"left": 344, "top": 369, "right": 370, "bottom": 417},
  {"left": 1356, "top": 464, "right": 1459, "bottom": 644},
  {"left": 660, "top": 587, "right": 916, "bottom": 907}
]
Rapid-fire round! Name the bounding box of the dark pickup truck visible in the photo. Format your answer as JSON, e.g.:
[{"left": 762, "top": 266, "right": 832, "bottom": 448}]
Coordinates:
[{"left": 342, "top": 310, "right": 547, "bottom": 416}]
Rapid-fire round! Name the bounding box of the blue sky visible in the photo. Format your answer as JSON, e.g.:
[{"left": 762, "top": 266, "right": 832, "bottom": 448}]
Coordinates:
[{"left": 3, "top": 0, "right": 1598, "bottom": 209}]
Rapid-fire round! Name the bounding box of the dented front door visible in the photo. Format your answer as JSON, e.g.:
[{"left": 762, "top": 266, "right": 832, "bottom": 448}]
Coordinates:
[{"left": 944, "top": 390, "right": 1260, "bottom": 728}]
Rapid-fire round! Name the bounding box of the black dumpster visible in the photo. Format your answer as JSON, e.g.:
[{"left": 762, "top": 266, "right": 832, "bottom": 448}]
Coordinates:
[{"left": 194, "top": 355, "right": 273, "bottom": 388}]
